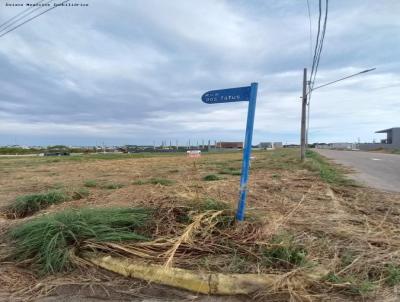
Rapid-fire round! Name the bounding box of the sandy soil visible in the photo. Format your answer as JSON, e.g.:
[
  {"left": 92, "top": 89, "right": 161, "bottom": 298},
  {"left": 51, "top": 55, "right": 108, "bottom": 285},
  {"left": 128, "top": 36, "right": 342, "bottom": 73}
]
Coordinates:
[{"left": 1, "top": 150, "right": 400, "bottom": 301}]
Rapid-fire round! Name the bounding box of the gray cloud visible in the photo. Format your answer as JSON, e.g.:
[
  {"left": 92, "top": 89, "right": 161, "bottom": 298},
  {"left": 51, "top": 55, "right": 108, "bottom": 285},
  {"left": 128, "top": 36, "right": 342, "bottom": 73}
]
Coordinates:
[{"left": 0, "top": 0, "right": 399, "bottom": 146}]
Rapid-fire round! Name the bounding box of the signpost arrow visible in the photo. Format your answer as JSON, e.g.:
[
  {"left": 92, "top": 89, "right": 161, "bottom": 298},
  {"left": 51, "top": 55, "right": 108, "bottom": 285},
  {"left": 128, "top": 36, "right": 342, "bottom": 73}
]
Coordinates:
[{"left": 201, "top": 83, "right": 258, "bottom": 221}]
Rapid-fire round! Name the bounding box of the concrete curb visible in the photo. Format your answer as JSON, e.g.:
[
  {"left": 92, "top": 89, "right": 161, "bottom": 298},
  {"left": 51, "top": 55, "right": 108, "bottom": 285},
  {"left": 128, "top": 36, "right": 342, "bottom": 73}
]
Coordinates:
[{"left": 85, "top": 253, "right": 328, "bottom": 295}]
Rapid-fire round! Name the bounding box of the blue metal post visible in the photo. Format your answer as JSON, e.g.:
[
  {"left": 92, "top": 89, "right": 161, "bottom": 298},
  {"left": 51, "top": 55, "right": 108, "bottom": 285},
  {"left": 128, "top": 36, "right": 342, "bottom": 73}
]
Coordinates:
[{"left": 236, "top": 82, "right": 258, "bottom": 221}]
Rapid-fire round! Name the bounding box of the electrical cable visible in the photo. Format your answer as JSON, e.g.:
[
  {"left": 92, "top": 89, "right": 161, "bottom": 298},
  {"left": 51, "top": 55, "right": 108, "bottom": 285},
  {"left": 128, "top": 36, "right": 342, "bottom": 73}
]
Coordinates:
[
  {"left": 0, "top": 0, "right": 69, "bottom": 38},
  {"left": 0, "top": 0, "right": 54, "bottom": 35},
  {"left": 0, "top": 0, "right": 45, "bottom": 30},
  {"left": 306, "top": 0, "right": 313, "bottom": 68}
]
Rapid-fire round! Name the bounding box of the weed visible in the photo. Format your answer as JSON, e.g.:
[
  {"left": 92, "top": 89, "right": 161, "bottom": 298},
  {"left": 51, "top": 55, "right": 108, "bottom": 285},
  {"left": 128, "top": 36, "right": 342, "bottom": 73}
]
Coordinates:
[
  {"left": 357, "top": 280, "right": 375, "bottom": 295},
  {"left": 149, "top": 178, "right": 175, "bottom": 186},
  {"left": 340, "top": 250, "right": 356, "bottom": 267},
  {"left": 219, "top": 167, "right": 241, "bottom": 176},
  {"left": 186, "top": 198, "right": 233, "bottom": 227},
  {"left": 71, "top": 187, "right": 90, "bottom": 200},
  {"left": 227, "top": 253, "right": 249, "bottom": 273},
  {"left": 305, "top": 150, "right": 356, "bottom": 186},
  {"left": 102, "top": 182, "right": 124, "bottom": 190},
  {"left": 9, "top": 207, "right": 151, "bottom": 274},
  {"left": 262, "top": 233, "right": 307, "bottom": 268},
  {"left": 203, "top": 174, "right": 221, "bottom": 181},
  {"left": 324, "top": 273, "right": 375, "bottom": 296},
  {"left": 84, "top": 180, "right": 97, "bottom": 188},
  {"left": 385, "top": 264, "right": 400, "bottom": 286},
  {"left": 132, "top": 179, "right": 147, "bottom": 185},
  {"left": 5, "top": 190, "right": 70, "bottom": 218},
  {"left": 133, "top": 178, "right": 175, "bottom": 186},
  {"left": 196, "top": 198, "right": 230, "bottom": 211}
]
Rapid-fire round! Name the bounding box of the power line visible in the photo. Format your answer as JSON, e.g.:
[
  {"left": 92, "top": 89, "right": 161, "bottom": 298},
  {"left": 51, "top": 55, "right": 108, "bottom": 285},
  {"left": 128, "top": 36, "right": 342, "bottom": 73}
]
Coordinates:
[
  {"left": 306, "top": 0, "right": 313, "bottom": 68},
  {"left": 0, "top": 0, "right": 45, "bottom": 30},
  {"left": 310, "top": 0, "right": 328, "bottom": 91},
  {"left": 305, "top": 0, "right": 329, "bottom": 146},
  {"left": 309, "top": 0, "right": 322, "bottom": 83},
  {"left": 0, "top": 0, "right": 54, "bottom": 35},
  {"left": 310, "top": 68, "right": 376, "bottom": 91},
  {"left": 0, "top": 0, "right": 69, "bottom": 38}
]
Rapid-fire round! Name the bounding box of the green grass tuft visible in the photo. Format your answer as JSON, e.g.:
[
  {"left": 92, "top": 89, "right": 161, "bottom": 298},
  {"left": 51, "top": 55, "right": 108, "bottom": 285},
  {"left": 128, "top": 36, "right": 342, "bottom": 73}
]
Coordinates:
[
  {"left": 262, "top": 233, "right": 307, "bottom": 268},
  {"left": 133, "top": 178, "right": 175, "bottom": 186},
  {"left": 101, "top": 182, "right": 124, "bottom": 190},
  {"left": 132, "top": 179, "right": 147, "bottom": 185},
  {"left": 203, "top": 174, "right": 221, "bottom": 181},
  {"left": 324, "top": 273, "right": 375, "bottom": 296},
  {"left": 71, "top": 188, "right": 90, "bottom": 200},
  {"left": 148, "top": 178, "right": 175, "bottom": 186},
  {"left": 304, "top": 150, "right": 355, "bottom": 186},
  {"left": 385, "top": 264, "right": 400, "bottom": 286},
  {"left": 218, "top": 167, "right": 241, "bottom": 176},
  {"left": 84, "top": 180, "right": 97, "bottom": 187},
  {"left": 9, "top": 207, "right": 151, "bottom": 274},
  {"left": 5, "top": 191, "right": 70, "bottom": 218},
  {"left": 197, "top": 198, "right": 230, "bottom": 211}
]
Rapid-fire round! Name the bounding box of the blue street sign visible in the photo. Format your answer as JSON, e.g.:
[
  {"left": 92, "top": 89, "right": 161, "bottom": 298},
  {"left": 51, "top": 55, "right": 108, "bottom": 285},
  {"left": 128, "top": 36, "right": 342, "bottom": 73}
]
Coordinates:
[
  {"left": 201, "top": 86, "right": 251, "bottom": 104},
  {"left": 201, "top": 83, "right": 258, "bottom": 221}
]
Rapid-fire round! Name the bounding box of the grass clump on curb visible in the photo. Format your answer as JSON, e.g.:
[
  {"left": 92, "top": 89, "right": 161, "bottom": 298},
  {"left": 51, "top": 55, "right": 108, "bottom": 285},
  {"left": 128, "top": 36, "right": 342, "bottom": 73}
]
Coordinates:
[
  {"left": 4, "top": 190, "right": 70, "bottom": 218},
  {"left": 9, "top": 207, "right": 151, "bottom": 274},
  {"left": 203, "top": 174, "right": 221, "bottom": 181}
]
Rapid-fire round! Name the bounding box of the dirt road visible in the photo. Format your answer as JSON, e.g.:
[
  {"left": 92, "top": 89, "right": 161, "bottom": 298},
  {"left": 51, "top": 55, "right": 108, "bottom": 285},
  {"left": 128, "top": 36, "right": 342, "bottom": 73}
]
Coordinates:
[{"left": 316, "top": 149, "right": 400, "bottom": 192}]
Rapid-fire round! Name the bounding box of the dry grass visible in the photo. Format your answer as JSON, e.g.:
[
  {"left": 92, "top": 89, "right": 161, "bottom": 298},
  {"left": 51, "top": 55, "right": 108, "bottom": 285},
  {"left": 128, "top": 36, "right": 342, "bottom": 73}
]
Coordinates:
[{"left": 1, "top": 149, "right": 400, "bottom": 301}]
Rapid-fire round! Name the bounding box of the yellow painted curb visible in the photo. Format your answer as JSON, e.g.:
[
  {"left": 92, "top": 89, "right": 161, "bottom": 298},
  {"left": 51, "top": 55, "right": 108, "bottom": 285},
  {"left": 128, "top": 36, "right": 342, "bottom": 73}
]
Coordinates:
[{"left": 84, "top": 253, "right": 328, "bottom": 295}]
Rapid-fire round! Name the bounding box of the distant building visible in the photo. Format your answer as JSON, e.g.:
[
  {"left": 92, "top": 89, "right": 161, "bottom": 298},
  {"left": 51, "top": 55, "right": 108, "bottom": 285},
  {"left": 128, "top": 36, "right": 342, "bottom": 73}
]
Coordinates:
[
  {"left": 259, "top": 142, "right": 272, "bottom": 149},
  {"left": 216, "top": 142, "right": 243, "bottom": 149},
  {"left": 358, "top": 127, "right": 400, "bottom": 150},
  {"left": 315, "top": 143, "right": 355, "bottom": 150},
  {"left": 259, "top": 142, "right": 283, "bottom": 149}
]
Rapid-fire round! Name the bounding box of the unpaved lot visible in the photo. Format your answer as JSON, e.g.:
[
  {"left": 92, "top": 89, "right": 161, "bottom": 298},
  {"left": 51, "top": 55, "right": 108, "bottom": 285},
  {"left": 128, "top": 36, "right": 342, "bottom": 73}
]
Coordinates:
[{"left": 1, "top": 150, "right": 400, "bottom": 301}]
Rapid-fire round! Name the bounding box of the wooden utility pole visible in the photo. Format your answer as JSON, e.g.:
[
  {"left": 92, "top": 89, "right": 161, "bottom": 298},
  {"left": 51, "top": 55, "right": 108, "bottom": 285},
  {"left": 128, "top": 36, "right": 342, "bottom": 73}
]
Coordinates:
[{"left": 300, "top": 68, "right": 307, "bottom": 162}]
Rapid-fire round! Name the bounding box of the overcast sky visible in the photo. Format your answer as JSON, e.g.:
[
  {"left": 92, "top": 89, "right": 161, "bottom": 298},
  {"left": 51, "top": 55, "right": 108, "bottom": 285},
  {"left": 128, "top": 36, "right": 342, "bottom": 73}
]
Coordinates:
[{"left": 0, "top": 0, "right": 399, "bottom": 146}]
